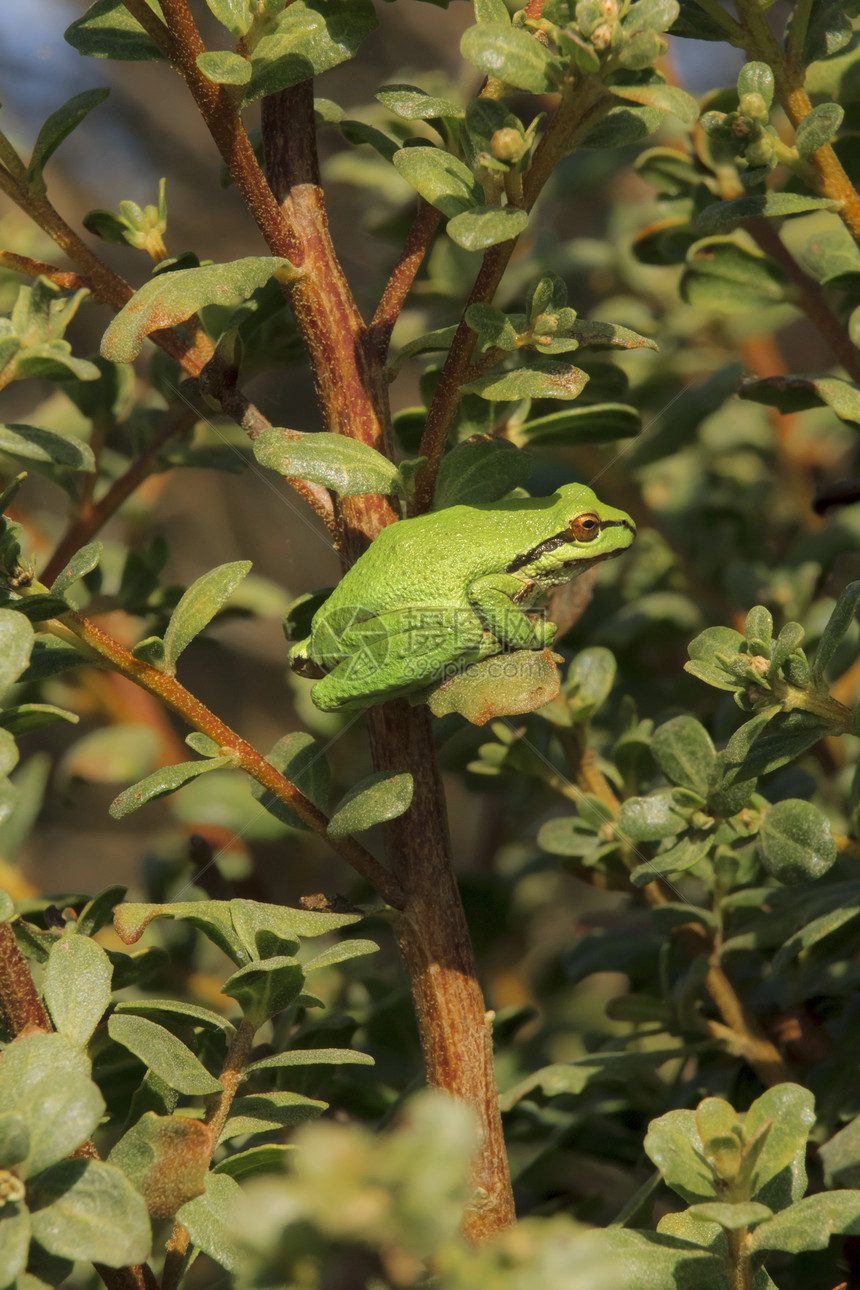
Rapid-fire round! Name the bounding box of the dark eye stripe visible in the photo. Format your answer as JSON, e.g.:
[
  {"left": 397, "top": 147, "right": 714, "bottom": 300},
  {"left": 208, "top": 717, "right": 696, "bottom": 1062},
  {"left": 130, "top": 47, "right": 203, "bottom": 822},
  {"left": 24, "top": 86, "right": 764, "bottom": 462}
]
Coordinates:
[{"left": 506, "top": 518, "right": 632, "bottom": 574}]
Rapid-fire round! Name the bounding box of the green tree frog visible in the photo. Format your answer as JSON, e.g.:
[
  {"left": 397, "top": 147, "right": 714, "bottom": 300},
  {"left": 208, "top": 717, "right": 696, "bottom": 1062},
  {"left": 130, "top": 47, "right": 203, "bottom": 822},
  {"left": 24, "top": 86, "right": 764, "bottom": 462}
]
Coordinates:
[{"left": 289, "top": 483, "right": 635, "bottom": 712}]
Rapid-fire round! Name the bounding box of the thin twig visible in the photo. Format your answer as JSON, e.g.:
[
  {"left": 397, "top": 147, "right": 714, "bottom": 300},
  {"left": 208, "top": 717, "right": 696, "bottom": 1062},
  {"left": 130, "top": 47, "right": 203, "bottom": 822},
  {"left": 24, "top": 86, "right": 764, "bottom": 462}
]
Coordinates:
[{"left": 370, "top": 200, "right": 442, "bottom": 361}]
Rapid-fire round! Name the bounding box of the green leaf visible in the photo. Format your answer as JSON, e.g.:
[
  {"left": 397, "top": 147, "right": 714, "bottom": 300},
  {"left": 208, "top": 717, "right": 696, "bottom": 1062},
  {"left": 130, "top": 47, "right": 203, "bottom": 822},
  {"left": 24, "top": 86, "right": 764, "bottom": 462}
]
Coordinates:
[
  {"left": 109, "top": 1112, "right": 212, "bottom": 1219},
  {"left": 221, "top": 956, "right": 306, "bottom": 1029},
  {"left": 392, "top": 147, "right": 483, "bottom": 217},
  {"left": 795, "top": 102, "right": 844, "bottom": 155},
  {"left": 681, "top": 238, "right": 788, "bottom": 313},
  {"left": 652, "top": 716, "right": 716, "bottom": 793},
  {"left": 64, "top": 0, "right": 167, "bottom": 61},
  {"left": 220, "top": 1091, "right": 326, "bottom": 1143},
  {"left": 108, "top": 755, "right": 236, "bottom": 818},
  {"left": 618, "top": 789, "right": 690, "bottom": 842},
  {"left": 645, "top": 1108, "right": 718, "bottom": 1202},
  {"left": 515, "top": 403, "right": 641, "bottom": 446},
  {"left": 196, "top": 50, "right": 252, "bottom": 85},
  {"left": 813, "top": 582, "right": 860, "bottom": 684},
  {"left": 177, "top": 1173, "right": 243, "bottom": 1272},
  {"left": 741, "top": 373, "right": 860, "bottom": 423},
  {"left": 243, "top": 0, "right": 378, "bottom": 104},
  {"left": 250, "top": 731, "right": 330, "bottom": 830},
  {"left": 28, "top": 1158, "right": 151, "bottom": 1266},
  {"left": 0, "top": 1203, "right": 30, "bottom": 1288},
  {"left": 375, "top": 83, "right": 463, "bottom": 119},
  {"left": 819, "top": 1116, "right": 860, "bottom": 1188},
  {"left": 695, "top": 194, "right": 840, "bottom": 235},
  {"left": 0, "top": 424, "right": 95, "bottom": 472},
  {"left": 460, "top": 22, "right": 561, "bottom": 93},
  {"left": 446, "top": 205, "right": 529, "bottom": 251},
  {"left": 162, "top": 560, "right": 251, "bottom": 672},
  {"left": 0, "top": 1111, "right": 29, "bottom": 1168},
  {"left": 567, "top": 319, "right": 658, "bottom": 351},
  {"left": 44, "top": 934, "right": 113, "bottom": 1046},
  {"left": 227, "top": 898, "right": 364, "bottom": 961},
  {"left": 750, "top": 1190, "right": 860, "bottom": 1252},
  {"left": 49, "top": 542, "right": 102, "bottom": 596},
  {"left": 113, "top": 899, "right": 249, "bottom": 964},
  {"left": 114, "top": 998, "right": 236, "bottom": 1036},
  {"left": 252, "top": 428, "right": 403, "bottom": 496},
  {"left": 610, "top": 82, "right": 698, "bottom": 126},
  {"left": 0, "top": 1033, "right": 104, "bottom": 1178},
  {"left": 327, "top": 771, "right": 414, "bottom": 839},
  {"left": 744, "top": 1083, "right": 815, "bottom": 1208},
  {"left": 630, "top": 831, "right": 712, "bottom": 887},
  {"left": 772, "top": 902, "right": 860, "bottom": 972},
  {"left": 107, "top": 1014, "right": 223, "bottom": 1095},
  {"left": 26, "top": 89, "right": 110, "bottom": 193},
  {"left": 213, "top": 1143, "right": 293, "bottom": 1179},
  {"left": 757, "top": 798, "right": 837, "bottom": 884},
  {"left": 206, "top": 0, "right": 254, "bottom": 36},
  {"left": 0, "top": 702, "right": 79, "bottom": 736},
  {"left": 462, "top": 360, "right": 589, "bottom": 401},
  {"left": 243, "top": 1046, "right": 374, "bottom": 1077},
  {"left": 687, "top": 1201, "right": 773, "bottom": 1230},
  {"left": 100, "top": 257, "right": 295, "bottom": 362},
  {"left": 738, "top": 61, "right": 774, "bottom": 107},
  {"left": 433, "top": 438, "right": 533, "bottom": 508},
  {"left": 0, "top": 609, "right": 34, "bottom": 698},
  {"left": 685, "top": 625, "right": 746, "bottom": 691}
]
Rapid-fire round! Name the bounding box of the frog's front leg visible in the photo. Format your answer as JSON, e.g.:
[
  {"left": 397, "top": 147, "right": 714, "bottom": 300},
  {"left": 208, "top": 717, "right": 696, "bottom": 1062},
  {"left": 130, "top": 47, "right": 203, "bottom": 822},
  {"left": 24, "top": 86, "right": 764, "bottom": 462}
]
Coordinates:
[{"left": 468, "top": 574, "right": 556, "bottom": 650}]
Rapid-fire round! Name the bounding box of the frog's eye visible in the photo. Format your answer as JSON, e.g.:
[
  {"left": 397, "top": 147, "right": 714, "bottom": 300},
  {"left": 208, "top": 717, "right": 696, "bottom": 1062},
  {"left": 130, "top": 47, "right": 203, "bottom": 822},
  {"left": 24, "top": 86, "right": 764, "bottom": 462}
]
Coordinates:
[{"left": 569, "top": 513, "right": 601, "bottom": 542}]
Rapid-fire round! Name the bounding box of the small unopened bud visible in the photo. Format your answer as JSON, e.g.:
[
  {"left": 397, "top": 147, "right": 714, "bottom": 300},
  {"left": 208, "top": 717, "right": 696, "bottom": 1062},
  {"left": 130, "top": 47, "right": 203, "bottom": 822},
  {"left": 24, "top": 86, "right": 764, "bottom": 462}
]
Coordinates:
[
  {"left": 739, "top": 91, "right": 768, "bottom": 122},
  {"left": 745, "top": 134, "right": 775, "bottom": 167},
  {"left": 730, "top": 113, "right": 752, "bottom": 140},
  {"left": 491, "top": 128, "right": 526, "bottom": 163},
  {"left": 591, "top": 22, "right": 613, "bottom": 49},
  {"left": 601, "top": 0, "right": 619, "bottom": 18}
]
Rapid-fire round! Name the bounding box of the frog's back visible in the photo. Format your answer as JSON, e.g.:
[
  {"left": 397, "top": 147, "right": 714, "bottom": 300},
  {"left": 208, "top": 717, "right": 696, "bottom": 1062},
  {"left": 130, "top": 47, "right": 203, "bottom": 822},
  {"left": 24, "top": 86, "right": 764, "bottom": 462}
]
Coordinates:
[{"left": 323, "top": 494, "right": 566, "bottom": 618}]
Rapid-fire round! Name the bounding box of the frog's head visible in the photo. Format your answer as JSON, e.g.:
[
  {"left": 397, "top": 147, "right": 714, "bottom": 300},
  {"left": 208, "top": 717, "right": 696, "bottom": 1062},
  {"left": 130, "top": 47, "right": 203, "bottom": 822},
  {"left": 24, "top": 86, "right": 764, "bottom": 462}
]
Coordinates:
[{"left": 508, "top": 483, "right": 636, "bottom": 588}]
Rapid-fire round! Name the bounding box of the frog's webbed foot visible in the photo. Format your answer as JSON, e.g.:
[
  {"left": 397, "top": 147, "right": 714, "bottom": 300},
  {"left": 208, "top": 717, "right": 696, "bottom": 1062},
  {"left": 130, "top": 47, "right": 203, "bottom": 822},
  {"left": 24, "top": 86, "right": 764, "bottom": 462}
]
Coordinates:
[{"left": 288, "top": 637, "right": 326, "bottom": 679}]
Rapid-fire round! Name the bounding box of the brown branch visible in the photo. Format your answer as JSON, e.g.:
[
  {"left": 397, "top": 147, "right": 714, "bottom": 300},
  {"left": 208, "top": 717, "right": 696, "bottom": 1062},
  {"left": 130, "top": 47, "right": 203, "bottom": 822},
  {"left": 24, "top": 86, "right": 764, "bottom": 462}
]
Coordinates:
[
  {"left": 370, "top": 200, "right": 442, "bottom": 361},
  {"left": 0, "top": 921, "right": 53, "bottom": 1035},
  {"left": 0, "top": 249, "right": 92, "bottom": 292},
  {"left": 736, "top": 0, "right": 860, "bottom": 248},
  {"left": 747, "top": 219, "right": 860, "bottom": 382},
  {"left": 411, "top": 84, "right": 609, "bottom": 515},
  {"left": 163, "top": 1017, "right": 256, "bottom": 1290},
  {"left": 47, "top": 607, "right": 402, "bottom": 906}
]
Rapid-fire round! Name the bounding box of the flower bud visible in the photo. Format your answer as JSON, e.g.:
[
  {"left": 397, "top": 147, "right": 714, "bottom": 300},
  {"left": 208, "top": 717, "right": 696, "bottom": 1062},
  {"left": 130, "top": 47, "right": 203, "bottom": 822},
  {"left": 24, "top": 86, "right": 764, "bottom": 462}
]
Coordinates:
[
  {"left": 739, "top": 91, "right": 768, "bottom": 122},
  {"left": 491, "top": 128, "right": 526, "bottom": 163},
  {"left": 591, "top": 22, "right": 613, "bottom": 49}
]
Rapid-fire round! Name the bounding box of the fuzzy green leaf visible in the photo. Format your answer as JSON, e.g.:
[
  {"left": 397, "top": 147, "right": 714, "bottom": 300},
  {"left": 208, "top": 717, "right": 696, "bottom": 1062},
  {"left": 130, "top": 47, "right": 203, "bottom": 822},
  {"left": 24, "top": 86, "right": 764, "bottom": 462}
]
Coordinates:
[
  {"left": 744, "top": 1083, "right": 815, "bottom": 1208},
  {"left": 243, "top": 1047, "right": 374, "bottom": 1077},
  {"left": 108, "top": 1014, "right": 223, "bottom": 1095},
  {"left": 250, "top": 731, "right": 331, "bottom": 830},
  {"left": 114, "top": 998, "right": 236, "bottom": 1036},
  {"left": 375, "top": 83, "right": 463, "bottom": 119},
  {"left": 687, "top": 1201, "right": 773, "bottom": 1230},
  {"left": 243, "top": 0, "right": 378, "bottom": 103},
  {"left": 681, "top": 237, "right": 788, "bottom": 313},
  {"left": 610, "top": 82, "right": 698, "bottom": 126},
  {"left": 219, "top": 1091, "right": 327, "bottom": 1143},
  {"left": 795, "top": 102, "right": 844, "bottom": 155},
  {"left": 101, "top": 258, "right": 295, "bottom": 362},
  {"left": 44, "top": 934, "right": 113, "bottom": 1046},
  {"left": 0, "top": 424, "right": 95, "bottom": 472},
  {"left": 162, "top": 560, "right": 251, "bottom": 672},
  {"left": 618, "top": 789, "right": 690, "bottom": 842},
  {"left": 0, "top": 609, "right": 34, "bottom": 699},
  {"left": 108, "top": 755, "right": 235, "bottom": 818},
  {"left": 757, "top": 798, "right": 837, "bottom": 885},
  {"left": 460, "top": 22, "right": 561, "bottom": 93},
  {"left": 0, "top": 1033, "right": 104, "bottom": 1178},
  {"left": 219, "top": 958, "right": 303, "bottom": 1032},
  {"left": 739, "top": 373, "right": 860, "bottom": 423},
  {"left": 26, "top": 89, "right": 111, "bottom": 193},
  {"left": 462, "top": 360, "right": 589, "bottom": 401},
  {"left": 177, "top": 1173, "right": 243, "bottom": 1272},
  {"left": 327, "top": 771, "right": 414, "bottom": 838},
  {"left": 812, "top": 582, "right": 860, "bottom": 684},
  {"left": 64, "top": 0, "right": 167, "bottom": 61},
  {"left": 28, "top": 1158, "right": 151, "bottom": 1266},
  {"left": 196, "top": 50, "right": 252, "bottom": 85},
  {"left": 446, "top": 205, "right": 529, "bottom": 251},
  {"left": 645, "top": 1108, "right": 717, "bottom": 1202},
  {"left": 516, "top": 403, "right": 641, "bottom": 445},
  {"left": 252, "top": 428, "right": 403, "bottom": 496},
  {"left": 695, "top": 194, "right": 839, "bottom": 235},
  {"left": 50, "top": 542, "right": 102, "bottom": 595},
  {"left": 392, "top": 147, "right": 483, "bottom": 217},
  {"left": 433, "top": 438, "right": 533, "bottom": 508},
  {"left": 113, "top": 900, "right": 249, "bottom": 964},
  {"left": 0, "top": 1203, "right": 30, "bottom": 1288},
  {"left": 652, "top": 716, "right": 716, "bottom": 793}
]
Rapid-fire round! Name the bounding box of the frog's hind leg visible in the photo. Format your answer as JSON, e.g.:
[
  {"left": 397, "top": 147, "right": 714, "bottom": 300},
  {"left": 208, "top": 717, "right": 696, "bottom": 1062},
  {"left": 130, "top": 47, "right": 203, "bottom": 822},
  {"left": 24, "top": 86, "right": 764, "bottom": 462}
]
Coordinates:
[{"left": 309, "top": 607, "right": 487, "bottom": 711}]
